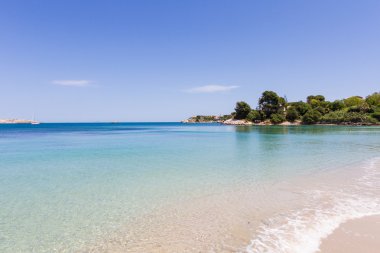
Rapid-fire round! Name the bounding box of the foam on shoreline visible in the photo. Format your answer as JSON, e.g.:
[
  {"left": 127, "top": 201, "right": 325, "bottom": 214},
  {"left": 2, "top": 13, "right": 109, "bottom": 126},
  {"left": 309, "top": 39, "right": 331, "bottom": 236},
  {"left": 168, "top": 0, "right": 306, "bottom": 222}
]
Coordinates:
[
  {"left": 82, "top": 158, "right": 380, "bottom": 253},
  {"left": 245, "top": 157, "right": 380, "bottom": 253},
  {"left": 246, "top": 194, "right": 380, "bottom": 253}
]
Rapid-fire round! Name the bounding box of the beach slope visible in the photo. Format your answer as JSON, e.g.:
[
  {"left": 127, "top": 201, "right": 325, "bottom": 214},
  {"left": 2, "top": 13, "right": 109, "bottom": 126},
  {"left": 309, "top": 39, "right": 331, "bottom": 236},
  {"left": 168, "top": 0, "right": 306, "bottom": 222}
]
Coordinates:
[{"left": 320, "top": 215, "right": 380, "bottom": 253}]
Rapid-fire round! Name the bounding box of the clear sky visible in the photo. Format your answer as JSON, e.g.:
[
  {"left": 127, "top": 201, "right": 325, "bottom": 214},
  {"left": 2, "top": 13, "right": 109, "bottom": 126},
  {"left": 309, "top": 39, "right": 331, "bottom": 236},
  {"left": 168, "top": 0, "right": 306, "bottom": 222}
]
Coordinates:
[{"left": 1, "top": 0, "right": 379, "bottom": 122}]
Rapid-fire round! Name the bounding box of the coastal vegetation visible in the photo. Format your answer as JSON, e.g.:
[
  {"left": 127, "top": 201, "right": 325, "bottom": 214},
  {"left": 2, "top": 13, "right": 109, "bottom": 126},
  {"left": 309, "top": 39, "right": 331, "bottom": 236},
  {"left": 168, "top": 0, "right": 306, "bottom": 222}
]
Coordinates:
[{"left": 184, "top": 91, "right": 380, "bottom": 125}]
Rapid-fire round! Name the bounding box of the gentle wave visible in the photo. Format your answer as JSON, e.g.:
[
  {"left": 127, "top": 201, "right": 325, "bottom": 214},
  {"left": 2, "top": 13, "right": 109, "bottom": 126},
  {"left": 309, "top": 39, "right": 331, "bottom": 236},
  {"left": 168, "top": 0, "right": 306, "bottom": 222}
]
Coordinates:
[{"left": 245, "top": 157, "right": 380, "bottom": 253}]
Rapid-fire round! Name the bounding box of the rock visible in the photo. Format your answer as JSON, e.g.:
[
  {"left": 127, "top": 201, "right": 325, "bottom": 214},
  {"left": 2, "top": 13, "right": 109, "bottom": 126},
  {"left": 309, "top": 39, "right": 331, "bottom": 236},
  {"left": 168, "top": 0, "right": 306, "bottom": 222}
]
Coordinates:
[{"left": 222, "top": 119, "right": 253, "bottom": 126}]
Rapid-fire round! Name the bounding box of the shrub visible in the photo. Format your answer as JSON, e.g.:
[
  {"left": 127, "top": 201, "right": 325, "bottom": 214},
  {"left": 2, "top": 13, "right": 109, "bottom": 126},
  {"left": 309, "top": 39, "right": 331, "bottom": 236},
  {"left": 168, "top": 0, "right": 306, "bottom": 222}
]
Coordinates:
[
  {"left": 347, "top": 102, "right": 371, "bottom": 113},
  {"left": 286, "top": 107, "right": 299, "bottom": 122},
  {"left": 219, "top": 114, "right": 233, "bottom": 121},
  {"left": 315, "top": 106, "right": 327, "bottom": 115},
  {"left": 270, "top": 113, "right": 285, "bottom": 124},
  {"left": 343, "top": 112, "right": 369, "bottom": 123},
  {"left": 194, "top": 115, "right": 217, "bottom": 122},
  {"left": 246, "top": 110, "right": 262, "bottom": 122},
  {"left": 302, "top": 109, "right": 322, "bottom": 124},
  {"left": 322, "top": 111, "right": 377, "bottom": 124},
  {"left": 366, "top": 92, "right": 380, "bottom": 106},
  {"left": 372, "top": 112, "right": 380, "bottom": 121},
  {"left": 321, "top": 110, "right": 346, "bottom": 124},
  {"left": 368, "top": 116, "right": 379, "bottom": 124}
]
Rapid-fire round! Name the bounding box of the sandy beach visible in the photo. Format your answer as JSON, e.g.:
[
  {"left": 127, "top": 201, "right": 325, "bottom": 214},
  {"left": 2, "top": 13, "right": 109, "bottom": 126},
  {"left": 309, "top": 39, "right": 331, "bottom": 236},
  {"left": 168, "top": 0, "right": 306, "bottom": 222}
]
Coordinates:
[{"left": 320, "top": 215, "right": 380, "bottom": 253}]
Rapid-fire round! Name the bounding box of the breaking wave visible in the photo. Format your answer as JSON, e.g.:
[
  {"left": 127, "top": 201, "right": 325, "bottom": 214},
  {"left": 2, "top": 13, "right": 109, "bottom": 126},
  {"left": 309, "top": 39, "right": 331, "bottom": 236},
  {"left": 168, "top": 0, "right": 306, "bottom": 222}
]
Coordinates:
[{"left": 245, "top": 157, "right": 380, "bottom": 253}]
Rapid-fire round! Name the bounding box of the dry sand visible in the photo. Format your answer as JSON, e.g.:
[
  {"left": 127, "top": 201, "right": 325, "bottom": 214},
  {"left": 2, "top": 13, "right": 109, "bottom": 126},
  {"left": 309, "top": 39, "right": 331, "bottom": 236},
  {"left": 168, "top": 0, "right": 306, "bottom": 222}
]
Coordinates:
[{"left": 320, "top": 215, "right": 380, "bottom": 253}]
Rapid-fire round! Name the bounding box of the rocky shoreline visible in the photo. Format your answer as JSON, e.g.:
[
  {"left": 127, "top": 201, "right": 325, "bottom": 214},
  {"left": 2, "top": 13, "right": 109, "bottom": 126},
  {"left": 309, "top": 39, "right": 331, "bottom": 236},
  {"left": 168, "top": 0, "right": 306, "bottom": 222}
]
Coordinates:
[
  {"left": 182, "top": 116, "right": 378, "bottom": 126},
  {"left": 182, "top": 116, "right": 302, "bottom": 126}
]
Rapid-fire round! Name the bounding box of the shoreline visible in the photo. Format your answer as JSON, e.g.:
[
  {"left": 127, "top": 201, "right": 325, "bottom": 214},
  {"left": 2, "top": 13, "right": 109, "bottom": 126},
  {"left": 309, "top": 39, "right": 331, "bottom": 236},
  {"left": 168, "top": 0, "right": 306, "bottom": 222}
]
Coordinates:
[
  {"left": 82, "top": 157, "right": 380, "bottom": 253},
  {"left": 182, "top": 120, "right": 380, "bottom": 126},
  {"left": 320, "top": 215, "right": 380, "bottom": 253},
  {"left": 0, "top": 119, "right": 40, "bottom": 124}
]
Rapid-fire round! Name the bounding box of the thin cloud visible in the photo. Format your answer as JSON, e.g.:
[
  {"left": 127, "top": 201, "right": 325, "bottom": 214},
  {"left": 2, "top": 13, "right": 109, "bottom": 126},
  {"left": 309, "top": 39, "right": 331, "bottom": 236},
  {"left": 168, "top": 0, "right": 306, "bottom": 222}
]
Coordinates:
[
  {"left": 185, "top": 85, "right": 239, "bottom": 93},
  {"left": 52, "top": 80, "right": 92, "bottom": 87}
]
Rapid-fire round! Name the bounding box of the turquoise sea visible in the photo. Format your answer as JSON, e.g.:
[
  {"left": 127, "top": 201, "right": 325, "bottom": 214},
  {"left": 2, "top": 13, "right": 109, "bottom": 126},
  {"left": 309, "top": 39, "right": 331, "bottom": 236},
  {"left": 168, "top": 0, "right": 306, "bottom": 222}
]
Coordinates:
[{"left": 0, "top": 123, "right": 379, "bottom": 252}]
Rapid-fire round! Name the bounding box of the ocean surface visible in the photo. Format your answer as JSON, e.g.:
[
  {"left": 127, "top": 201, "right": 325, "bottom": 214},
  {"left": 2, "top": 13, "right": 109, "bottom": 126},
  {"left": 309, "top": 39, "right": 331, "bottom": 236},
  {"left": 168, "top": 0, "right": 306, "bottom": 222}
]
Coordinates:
[{"left": 0, "top": 123, "right": 379, "bottom": 252}]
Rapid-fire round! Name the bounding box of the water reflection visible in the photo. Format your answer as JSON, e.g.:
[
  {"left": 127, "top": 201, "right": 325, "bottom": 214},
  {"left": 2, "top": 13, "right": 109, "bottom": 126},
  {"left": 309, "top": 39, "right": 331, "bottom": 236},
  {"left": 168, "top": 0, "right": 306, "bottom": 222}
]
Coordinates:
[{"left": 233, "top": 125, "right": 380, "bottom": 136}]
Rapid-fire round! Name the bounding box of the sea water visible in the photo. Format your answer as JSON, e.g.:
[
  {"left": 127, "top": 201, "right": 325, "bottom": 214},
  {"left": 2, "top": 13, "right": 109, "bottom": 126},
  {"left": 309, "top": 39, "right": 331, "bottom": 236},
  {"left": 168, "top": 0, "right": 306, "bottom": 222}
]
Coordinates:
[{"left": 0, "top": 123, "right": 379, "bottom": 252}]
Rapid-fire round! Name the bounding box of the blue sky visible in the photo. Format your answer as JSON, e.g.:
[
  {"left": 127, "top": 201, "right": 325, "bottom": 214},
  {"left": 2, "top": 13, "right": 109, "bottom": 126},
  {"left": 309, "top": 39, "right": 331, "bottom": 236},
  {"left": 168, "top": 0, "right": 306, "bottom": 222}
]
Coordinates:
[{"left": 0, "top": 0, "right": 379, "bottom": 122}]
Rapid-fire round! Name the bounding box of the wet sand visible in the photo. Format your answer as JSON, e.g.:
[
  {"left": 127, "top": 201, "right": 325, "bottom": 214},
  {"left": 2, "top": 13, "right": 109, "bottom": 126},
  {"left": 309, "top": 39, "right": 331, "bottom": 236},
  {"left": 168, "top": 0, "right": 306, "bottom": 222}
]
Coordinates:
[{"left": 320, "top": 215, "right": 380, "bottom": 253}]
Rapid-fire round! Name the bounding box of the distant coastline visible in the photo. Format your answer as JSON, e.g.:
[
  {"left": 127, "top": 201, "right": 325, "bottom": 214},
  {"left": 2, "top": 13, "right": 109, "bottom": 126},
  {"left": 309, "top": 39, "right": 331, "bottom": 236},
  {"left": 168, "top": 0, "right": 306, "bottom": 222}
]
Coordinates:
[
  {"left": 183, "top": 90, "right": 380, "bottom": 126},
  {"left": 0, "top": 119, "right": 40, "bottom": 124}
]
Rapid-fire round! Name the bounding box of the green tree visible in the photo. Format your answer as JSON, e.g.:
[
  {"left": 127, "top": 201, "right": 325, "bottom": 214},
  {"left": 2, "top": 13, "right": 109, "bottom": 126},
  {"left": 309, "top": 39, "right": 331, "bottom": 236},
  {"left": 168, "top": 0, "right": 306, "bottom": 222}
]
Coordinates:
[
  {"left": 347, "top": 101, "right": 371, "bottom": 113},
  {"left": 307, "top": 95, "right": 325, "bottom": 107},
  {"left": 366, "top": 92, "right": 380, "bottom": 106},
  {"left": 286, "top": 107, "right": 299, "bottom": 122},
  {"left": 234, "top": 101, "right": 251, "bottom": 119},
  {"left": 344, "top": 96, "right": 364, "bottom": 107},
  {"left": 315, "top": 106, "right": 328, "bottom": 115},
  {"left": 270, "top": 113, "right": 285, "bottom": 124},
  {"left": 302, "top": 109, "right": 322, "bottom": 124},
  {"left": 258, "top": 91, "right": 285, "bottom": 118},
  {"left": 290, "top": 101, "right": 311, "bottom": 116},
  {"left": 307, "top": 95, "right": 325, "bottom": 103},
  {"left": 330, "top": 100, "right": 345, "bottom": 111},
  {"left": 246, "top": 110, "right": 262, "bottom": 122}
]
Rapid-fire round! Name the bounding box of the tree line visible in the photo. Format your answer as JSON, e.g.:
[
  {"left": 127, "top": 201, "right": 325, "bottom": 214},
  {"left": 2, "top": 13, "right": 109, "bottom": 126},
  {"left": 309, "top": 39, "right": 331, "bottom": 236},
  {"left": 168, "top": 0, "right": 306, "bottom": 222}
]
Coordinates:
[{"left": 233, "top": 91, "right": 380, "bottom": 125}]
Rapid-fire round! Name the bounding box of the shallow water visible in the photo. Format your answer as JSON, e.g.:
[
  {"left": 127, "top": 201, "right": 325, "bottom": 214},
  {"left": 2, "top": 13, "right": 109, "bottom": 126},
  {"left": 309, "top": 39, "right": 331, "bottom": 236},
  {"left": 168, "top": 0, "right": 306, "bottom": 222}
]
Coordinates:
[{"left": 0, "top": 123, "right": 379, "bottom": 252}]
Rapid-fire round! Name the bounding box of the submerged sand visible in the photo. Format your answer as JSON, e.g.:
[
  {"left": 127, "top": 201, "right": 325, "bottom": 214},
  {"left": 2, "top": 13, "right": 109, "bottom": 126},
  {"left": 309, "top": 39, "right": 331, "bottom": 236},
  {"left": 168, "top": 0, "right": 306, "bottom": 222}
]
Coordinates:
[
  {"left": 320, "top": 215, "right": 380, "bottom": 253},
  {"left": 82, "top": 158, "right": 379, "bottom": 253}
]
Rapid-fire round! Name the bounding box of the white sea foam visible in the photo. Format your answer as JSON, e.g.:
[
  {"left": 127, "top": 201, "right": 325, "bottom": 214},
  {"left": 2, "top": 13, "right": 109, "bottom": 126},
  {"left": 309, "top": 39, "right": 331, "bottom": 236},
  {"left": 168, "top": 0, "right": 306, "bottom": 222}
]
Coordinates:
[{"left": 245, "top": 157, "right": 380, "bottom": 253}]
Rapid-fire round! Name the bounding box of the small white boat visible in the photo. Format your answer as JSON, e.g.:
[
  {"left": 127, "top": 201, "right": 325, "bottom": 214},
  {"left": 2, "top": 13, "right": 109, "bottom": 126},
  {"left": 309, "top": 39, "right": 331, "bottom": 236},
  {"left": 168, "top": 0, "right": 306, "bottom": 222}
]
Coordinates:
[{"left": 31, "top": 114, "right": 40, "bottom": 124}]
